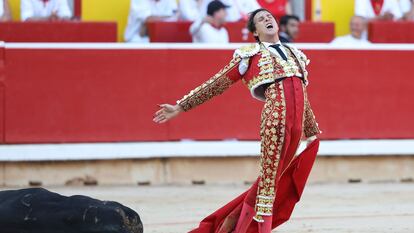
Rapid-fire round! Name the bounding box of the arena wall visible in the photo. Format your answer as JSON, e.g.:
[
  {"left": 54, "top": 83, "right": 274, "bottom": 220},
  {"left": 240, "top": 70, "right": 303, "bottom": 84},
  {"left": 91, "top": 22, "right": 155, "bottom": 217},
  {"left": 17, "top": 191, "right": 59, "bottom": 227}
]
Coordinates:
[
  {"left": 1, "top": 43, "right": 413, "bottom": 186},
  {"left": 1, "top": 155, "right": 413, "bottom": 186},
  {"left": 3, "top": 43, "right": 414, "bottom": 143}
]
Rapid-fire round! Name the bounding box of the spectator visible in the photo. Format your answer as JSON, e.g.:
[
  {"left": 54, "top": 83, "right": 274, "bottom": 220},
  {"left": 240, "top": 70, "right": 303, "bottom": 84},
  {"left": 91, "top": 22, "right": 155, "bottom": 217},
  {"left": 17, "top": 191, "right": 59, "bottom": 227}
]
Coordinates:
[
  {"left": 257, "top": 0, "right": 292, "bottom": 20},
  {"left": 21, "top": 0, "right": 72, "bottom": 21},
  {"left": 179, "top": 0, "right": 207, "bottom": 21},
  {"left": 331, "top": 15, "right": 370, "bottom": 45},
  {"left": 189, "top": 0, "right": 229, "bottom": 43},
  {"left": 354, "top": 0, "right": 402, "bottom": 20},
  {"left": 278, "top": 15, "right": 299, "bottom": 43},
  {"left": 124, "top": 0, "right": 178, "bottom": 43},
  {"left": 203, "top": 0, "right": 261, "bottom": 22},
  {"left": 0, "top": 0, "right": 11, "bottom": 21},
  {"left": 400, "top": 0, "right": 414, "bottom": 20}
]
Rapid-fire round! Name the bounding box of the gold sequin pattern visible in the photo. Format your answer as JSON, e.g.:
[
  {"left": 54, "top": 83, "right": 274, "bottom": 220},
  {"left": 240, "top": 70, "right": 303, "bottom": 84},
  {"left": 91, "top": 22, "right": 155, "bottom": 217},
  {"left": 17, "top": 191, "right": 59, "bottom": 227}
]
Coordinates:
[
  {"left": 303, "top": 88, "right": 321, "bottom": 138},
  {"left": 284, "top": 45, "right": 310, "bottom": 84},
  {"left": 253, "top": 81, "right": 286, "bottom": 222},
  {"left": 235, "top": 43, "right": 261, "bottom": 58},
  {"left": 247, "top": 45, "right": 307, "bottom": 91},
  {"left": 176, "top": 56, "right": 241, "bottom": 112}
]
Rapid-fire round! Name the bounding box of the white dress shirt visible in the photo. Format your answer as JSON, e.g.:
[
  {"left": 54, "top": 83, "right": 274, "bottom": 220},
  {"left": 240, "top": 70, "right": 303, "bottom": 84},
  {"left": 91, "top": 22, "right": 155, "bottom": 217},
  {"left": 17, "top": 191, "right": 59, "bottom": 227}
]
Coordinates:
[
  {"left": 124, "top": 0, "right": 178, "bottom": 43},
  {"left": 238, "top": 41, "right": 288, "bottom": 76},
  {"left": 331, "top": 34, "right": 371, "bottom": 45},
  {"left": 261, "top": 41, "right": 288, "bottom": 59},
  {"left": 21, "top": 0, "right": 72, "bottom": 21},
  {"left": 0, "top": 0, "right": 4, "bottom": 17},
  {"left": 190, "top": 19, "right": 229, "bottom": 43},
  {"left": 399, "top": 0, "right": 413, "bottom": 14},
  {"left": 203, "top": 0, "right": 261, "bottom": 22},
  {"left": 354, "top": 0, "right": 403, "bottom": 19},
  {"left": 179, "top": 0, "right": 206, "bottom": 21}
]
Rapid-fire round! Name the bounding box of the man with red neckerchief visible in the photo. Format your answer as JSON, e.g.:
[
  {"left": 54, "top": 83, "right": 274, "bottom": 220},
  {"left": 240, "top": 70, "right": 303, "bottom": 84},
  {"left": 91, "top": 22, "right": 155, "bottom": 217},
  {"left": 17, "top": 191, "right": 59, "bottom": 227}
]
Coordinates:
[
  {"left": 355, "top": 0, "right": 403, "bottom": 20},
  {"left": 258, "top": 0, "right": 292, "bottom": 21}
]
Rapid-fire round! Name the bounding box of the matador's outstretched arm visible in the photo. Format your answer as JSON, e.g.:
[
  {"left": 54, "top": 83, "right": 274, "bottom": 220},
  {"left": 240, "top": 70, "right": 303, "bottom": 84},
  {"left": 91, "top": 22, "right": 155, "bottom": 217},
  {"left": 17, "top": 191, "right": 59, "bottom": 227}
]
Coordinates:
[
  {"left": 153, "top": 55, "right": 243, "bottom": 124},
  {"left": 176, "top": 55, "right": 243, "bottom": 111}
]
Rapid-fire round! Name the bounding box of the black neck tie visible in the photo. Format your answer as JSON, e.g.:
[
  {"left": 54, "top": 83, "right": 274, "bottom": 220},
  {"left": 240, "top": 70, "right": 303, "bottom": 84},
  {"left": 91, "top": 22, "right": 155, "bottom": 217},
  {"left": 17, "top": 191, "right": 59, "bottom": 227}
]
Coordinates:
[{"left": 269, "top": 44, "right": 288, "bottom": 61}]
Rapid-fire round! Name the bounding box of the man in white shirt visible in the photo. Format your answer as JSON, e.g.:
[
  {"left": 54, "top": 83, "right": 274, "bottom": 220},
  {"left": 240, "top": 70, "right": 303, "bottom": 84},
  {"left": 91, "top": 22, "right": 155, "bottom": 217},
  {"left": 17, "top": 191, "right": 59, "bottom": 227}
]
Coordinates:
[
  {"left": 203, "top": 0, "right": 261, "bottom": 22},
  {"left": 0, "top": 0, "right": 11, "bottom": 21},
  {"left": 354, "top": 0, "right": 403, "bottom": 20},
  {"left": 190, "top": 0, "right": 229, "bottom": 43},
  {"left": 400, "top": 0, "right": 414, "bottom": 20},
  {"left": 331, "top": 15, "right": 371, "bottom": 45},
  {"left": 124, "top": 0, "right": 178, "bottom": 43},
  {"left": 21, "top": 0, "right": 72, "bottom": 21}
]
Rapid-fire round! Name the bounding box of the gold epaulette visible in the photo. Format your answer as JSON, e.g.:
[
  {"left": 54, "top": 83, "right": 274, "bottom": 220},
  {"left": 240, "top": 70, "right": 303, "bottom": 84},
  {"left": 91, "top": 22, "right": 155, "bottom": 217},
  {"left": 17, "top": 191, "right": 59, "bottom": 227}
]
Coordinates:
[
  {"left": 233, "top": 43, "right": 261, "bottom": 59},
  {"left": 284, "top": 44, "right": 310, "bottom": 65}
]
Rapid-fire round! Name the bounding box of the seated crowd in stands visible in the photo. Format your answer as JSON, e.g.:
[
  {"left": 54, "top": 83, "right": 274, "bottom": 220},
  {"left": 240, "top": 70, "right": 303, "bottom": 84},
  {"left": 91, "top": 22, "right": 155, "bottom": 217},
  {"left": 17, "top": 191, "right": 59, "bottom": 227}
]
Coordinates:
[
  {"left": 354, "top": 0, "right": 414, "bottom": 21},
  {"left": 0, "top": 0, "right": 414, "bottom": 43},
  {"left": 0, "top": 0, "right": 73, "bottom": 21},
  {"left": 332, "top": 0, "right": 414, "bottom": 45},
  {"left": 124, "top": 0, "right": 414, "bottom": 43},
  {"left": 124, "top": 0, "right": 296, "bottom": 43}
]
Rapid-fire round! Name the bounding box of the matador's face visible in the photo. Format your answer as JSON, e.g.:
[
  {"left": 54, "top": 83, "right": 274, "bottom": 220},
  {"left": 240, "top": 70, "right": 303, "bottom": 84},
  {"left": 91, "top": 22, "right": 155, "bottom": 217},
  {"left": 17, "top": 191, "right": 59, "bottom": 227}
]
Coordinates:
[{"left": 253, "top": 10, "right": 279, "bottom": 40}]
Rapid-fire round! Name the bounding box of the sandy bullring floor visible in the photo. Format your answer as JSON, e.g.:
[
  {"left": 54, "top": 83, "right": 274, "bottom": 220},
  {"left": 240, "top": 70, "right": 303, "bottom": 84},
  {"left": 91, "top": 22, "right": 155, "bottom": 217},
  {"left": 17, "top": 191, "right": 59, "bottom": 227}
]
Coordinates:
[{"left": 1, "top": 182, "right": 413, "bottom": 233}]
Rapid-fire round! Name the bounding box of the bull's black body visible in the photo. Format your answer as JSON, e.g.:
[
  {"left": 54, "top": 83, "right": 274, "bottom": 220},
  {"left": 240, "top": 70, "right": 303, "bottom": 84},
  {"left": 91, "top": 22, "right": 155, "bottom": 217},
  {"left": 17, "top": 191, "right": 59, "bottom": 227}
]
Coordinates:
[{"left": 0, "top": 188, "right": 143, "bottom": 233}]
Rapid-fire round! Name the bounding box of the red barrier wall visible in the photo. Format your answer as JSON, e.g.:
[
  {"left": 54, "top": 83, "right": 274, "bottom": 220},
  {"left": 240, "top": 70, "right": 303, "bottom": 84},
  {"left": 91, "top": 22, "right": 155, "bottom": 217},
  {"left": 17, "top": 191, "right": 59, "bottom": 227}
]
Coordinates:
[
  {"left": 0, "top": 44, "right": 4, "bottom": 143},
  {"left": 0, "top": 22, "right": 117, "bottom": 42},
  {"left": 369, "top": 21, "right": 414, "bottom": 43},
  {"left": 3, "top": 45, "right": 414, "bottom": 143}
]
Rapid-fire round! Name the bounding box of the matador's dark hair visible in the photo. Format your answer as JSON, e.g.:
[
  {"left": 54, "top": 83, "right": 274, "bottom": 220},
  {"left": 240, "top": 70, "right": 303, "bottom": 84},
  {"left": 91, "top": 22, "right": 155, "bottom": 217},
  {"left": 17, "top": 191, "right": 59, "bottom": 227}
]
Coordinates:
[{"left": 247, "top": 8, "right": 274, "bottom": 42}]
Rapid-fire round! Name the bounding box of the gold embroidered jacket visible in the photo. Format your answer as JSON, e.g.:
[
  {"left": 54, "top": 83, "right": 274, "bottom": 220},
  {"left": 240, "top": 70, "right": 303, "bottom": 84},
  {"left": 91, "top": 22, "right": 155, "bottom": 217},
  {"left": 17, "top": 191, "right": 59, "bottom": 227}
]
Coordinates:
[{"left": 176, "top": 43, "right": 320, "bottom": 138}]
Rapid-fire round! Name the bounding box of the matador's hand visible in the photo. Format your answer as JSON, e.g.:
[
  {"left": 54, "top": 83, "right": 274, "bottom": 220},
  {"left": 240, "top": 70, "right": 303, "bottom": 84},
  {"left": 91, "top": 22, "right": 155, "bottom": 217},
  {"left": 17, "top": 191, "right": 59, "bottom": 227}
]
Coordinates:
[{"left": 153, "top": 104, "right": 183, "bottom": 124}]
